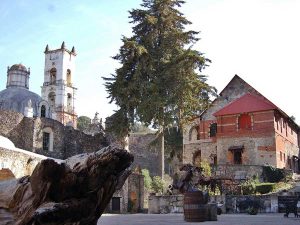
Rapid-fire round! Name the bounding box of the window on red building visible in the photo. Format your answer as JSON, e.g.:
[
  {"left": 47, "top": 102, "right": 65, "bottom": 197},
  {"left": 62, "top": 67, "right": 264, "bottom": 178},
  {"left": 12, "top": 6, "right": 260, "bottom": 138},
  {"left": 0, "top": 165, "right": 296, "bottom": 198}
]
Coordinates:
[
  {"left": 209, "top": 123, "right": 217, "bottom": 137},
  {"left": 238, "top": 113, "right": 251, "bottom": 130},
  {"left": 234, "top": 151, "right": 242, "bottom": 164},
  {"left": 229, "top": 146, "right": 243, "bottom": 165}
]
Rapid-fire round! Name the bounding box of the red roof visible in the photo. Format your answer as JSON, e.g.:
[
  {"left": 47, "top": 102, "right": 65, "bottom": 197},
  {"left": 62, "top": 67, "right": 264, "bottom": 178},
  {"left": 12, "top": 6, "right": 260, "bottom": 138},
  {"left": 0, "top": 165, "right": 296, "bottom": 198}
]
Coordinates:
[{"left": 213, "top": 93, "right": 277, "bottom": 116}]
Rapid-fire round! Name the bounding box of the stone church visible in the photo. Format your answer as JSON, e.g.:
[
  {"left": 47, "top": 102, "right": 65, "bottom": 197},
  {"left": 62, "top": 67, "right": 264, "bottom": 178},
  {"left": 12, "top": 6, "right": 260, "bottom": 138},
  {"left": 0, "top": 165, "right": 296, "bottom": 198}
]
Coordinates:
[
  {"left": 0, "top": 43, "right": 145, "bottom": 214},
  {"left": 0, "top": 42, "right": 77, "bottom": 128},
  {"left": 0, "top": 43, "right": 106, "bottom": 158},
  {"left": 183, "top": 75, "right": 300, "bottom": 178}
]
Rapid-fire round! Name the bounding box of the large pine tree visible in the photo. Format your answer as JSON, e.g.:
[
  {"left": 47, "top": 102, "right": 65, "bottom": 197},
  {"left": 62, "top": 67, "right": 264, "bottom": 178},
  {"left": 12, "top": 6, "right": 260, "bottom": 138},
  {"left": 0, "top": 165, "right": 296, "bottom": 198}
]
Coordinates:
[{"left": 103, "top": 0, "right": 216, "bottom": 177}]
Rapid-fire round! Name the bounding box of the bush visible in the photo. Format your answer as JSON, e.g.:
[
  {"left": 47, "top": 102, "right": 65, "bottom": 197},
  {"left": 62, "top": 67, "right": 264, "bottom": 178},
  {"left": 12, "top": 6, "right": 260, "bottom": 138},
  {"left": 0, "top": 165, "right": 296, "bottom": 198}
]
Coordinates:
[
  {"left": 262, "top": 166, "right": 285, "bottom": 182},
  {"left": 200, "top": 160, "right": 211, "bottom": 177},
  {"left": 141, "top": 169, "right": 152, "bottom": 190},
  {"left": 237, "top": 198, "right": 261, "bottom": 211},
  {"left": 152, "top": 176, "right": 164, "bottom": 194},
  {"left": 241, "top": 180, "right": 256, "bottom": 195},
  {"left": 255, "top": 183, "right": 275, "bottom": 194},
  {"left": 247, "top": 207, "right": 258, "bottom": 215}
]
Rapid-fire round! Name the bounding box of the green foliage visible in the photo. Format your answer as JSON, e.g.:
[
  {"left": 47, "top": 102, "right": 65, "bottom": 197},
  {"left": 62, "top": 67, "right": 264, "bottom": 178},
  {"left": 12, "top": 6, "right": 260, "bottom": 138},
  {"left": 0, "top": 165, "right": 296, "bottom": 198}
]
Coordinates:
[
  {"left": 103, "top": 0, "right": 216, "bottom": 137},
  {"left": 262, "top": 165, "right": 285, "bottom": 183},
  {"left": 199, "top": 160, "right": 211, "bottom": 177},
  {"left": 142, "top": 169, "right": 153, "bottom": 190},
  {"left": 77, "top": 116, "right": 91, "bottom": 131},
  {"left": 255, "top": 183, "right": 275, "bottom": 194},
  {"left": 131, "top": 122, "right": 153, "bottom": 134},
  {"left": 152, "top": 176, "right": 165, "bottom": 194},
  {"left": 164, "top": 127, "right": 183, "bottom": 161},
  {"left": 241, "top": 180, "right": 256, "bottom": 195},
  {"left": 162, "top": 174, "right": 173, "bottom": 192},
  {"left": 105, "top": 109, "right": 130, "bottom": 138},
  {"left": 247, "top": 207, "right": 258, "bottom": 215},
  {"left": 150, "top": 127, "right": 183, "bottom": 161}
]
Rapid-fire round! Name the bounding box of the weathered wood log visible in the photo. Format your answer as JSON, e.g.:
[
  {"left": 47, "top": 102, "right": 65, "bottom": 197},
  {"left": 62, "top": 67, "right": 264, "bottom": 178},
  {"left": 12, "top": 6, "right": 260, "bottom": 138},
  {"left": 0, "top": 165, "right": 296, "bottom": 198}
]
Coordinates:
[{"left": 0, "top": 146, "right": 133, "bottom": 225}]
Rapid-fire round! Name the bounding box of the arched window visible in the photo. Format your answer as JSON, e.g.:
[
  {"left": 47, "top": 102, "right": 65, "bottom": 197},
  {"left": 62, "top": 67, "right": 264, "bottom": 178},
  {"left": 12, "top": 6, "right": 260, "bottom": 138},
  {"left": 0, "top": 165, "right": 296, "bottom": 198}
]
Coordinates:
[
  {"left": 238, "top": 114, "right": 251, "bottom": 130},
  {"left": 41, "top": 105, "right": 46, "bottom": 117},
  {"left": 67, "top": 93, "right": 72, "bottom": 111},
  {"left": 50, "top": 68, "right": 57, "bottom": 84},
  {"left": 66, "top": 69, "right": 71, "bottom": 86},
  {"left": 189, "top": 126, "right": 199, "bottom": 141}
]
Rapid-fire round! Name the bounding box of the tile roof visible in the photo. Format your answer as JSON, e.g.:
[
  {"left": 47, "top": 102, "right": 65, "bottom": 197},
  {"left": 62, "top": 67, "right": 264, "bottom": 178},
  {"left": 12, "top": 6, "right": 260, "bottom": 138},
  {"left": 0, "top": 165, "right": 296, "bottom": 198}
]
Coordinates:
[{"left": 213, "top": 93, "right": 277, "bottom": 116}]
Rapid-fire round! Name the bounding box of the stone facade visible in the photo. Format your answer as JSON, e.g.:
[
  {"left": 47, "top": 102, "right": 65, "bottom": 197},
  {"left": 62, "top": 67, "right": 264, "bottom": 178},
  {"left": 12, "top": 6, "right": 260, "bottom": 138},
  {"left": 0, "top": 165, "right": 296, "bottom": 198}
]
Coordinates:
[
  {"left": 41, "top": 43, "right": 78, "bottom": 127},
  {"left": 129, "top": 133, "right": 162, "bottom": 176},
  {"left": 148, "top": 194, "right": 184, "bottom": 214},
  {"left": 0, "top": 146, "right": 49, "bottom": 179},
  {"left": 183, "top": 75, "right": 300, "bottom": 177},
  {"left": 0, "top": 110, "right": 107, "bottom": 159}
]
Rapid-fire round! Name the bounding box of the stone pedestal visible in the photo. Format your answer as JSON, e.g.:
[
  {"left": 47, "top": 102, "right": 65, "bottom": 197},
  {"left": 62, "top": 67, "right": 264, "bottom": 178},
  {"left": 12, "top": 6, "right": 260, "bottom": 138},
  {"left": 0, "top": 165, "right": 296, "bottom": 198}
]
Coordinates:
[{"left": 207, "top": 203, "right": 218, "bottom": 221}]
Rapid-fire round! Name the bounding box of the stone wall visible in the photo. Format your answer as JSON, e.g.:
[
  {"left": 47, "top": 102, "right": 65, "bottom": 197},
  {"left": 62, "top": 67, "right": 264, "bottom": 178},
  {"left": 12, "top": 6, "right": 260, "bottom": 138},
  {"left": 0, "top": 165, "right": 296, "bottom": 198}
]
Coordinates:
[
  {"left": 0, "top": 110, "right": 108, "bottom": 159},
  {"left": 225, "top": 194, "right": 279, "bottom": 213},
  {"left": 106, "top": 180, "right": 129, "bottom": 214},
  {"left": 129, "top": 133, "right": 162, "bottom": 176},
  {"left": 214, "top": 164, "right": 264, "bottom": 180},
  {"left": 0, "top": 146, "right": 48, "bottom": 178},
  {"left": 148, "top": 194, "right": 184, "bottom": 214},
  {"left": 148, "top": 193, "right": 287, "bottom": 214}
]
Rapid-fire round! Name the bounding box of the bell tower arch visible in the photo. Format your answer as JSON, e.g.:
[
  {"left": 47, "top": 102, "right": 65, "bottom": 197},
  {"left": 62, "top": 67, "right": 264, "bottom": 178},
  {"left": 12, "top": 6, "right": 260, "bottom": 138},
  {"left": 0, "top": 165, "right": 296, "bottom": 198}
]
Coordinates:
[{"left": 41, "top": 42, "right": 78, "bottom": 128}]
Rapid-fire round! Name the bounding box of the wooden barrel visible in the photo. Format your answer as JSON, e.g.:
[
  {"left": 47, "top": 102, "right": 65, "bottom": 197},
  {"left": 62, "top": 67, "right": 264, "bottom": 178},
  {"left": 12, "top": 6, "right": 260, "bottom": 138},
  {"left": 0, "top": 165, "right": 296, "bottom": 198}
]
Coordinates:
[{"left": 184, "top": 191, "right": 208, "bottom": 222}]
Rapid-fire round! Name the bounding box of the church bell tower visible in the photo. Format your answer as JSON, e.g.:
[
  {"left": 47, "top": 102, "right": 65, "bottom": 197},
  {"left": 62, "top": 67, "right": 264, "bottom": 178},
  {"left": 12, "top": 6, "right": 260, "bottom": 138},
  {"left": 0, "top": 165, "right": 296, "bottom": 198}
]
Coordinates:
[{"left": 41, "top": 42, "right": 78, "bottom": 128}]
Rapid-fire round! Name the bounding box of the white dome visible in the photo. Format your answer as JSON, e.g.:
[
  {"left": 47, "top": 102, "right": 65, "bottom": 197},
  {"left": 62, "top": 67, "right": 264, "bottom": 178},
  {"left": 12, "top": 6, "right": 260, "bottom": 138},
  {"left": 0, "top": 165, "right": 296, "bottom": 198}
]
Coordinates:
[{"left": 0, "top": 135, "right": 15, "bottom": 149}]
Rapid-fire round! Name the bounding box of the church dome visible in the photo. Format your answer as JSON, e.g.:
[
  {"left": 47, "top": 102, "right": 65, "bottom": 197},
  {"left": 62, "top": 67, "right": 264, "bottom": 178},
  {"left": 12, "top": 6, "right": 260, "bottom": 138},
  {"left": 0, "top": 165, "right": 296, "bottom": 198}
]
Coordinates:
[
  {"left": 9, "top": 64, "right": 27, "bottom": 71},
  {"left": 0, "top": 87, "right": 44, "bottom": 116},
  {"left": 6, "top": 63, "right": 30, "bottom": 89}
]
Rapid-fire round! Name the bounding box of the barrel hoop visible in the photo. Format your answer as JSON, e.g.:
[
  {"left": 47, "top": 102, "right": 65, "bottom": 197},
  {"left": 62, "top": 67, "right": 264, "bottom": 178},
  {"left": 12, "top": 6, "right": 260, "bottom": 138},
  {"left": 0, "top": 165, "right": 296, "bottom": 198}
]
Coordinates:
[{"left": 184, "top": 204, "right": 206, "bottom": 210}]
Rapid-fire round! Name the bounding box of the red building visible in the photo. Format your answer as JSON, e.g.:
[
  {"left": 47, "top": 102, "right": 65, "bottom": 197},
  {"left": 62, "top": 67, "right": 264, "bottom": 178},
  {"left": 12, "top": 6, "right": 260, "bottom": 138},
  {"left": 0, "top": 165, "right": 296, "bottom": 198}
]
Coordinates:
[{"left": 183, "top": 75, "right": 299, "bottom": 176}]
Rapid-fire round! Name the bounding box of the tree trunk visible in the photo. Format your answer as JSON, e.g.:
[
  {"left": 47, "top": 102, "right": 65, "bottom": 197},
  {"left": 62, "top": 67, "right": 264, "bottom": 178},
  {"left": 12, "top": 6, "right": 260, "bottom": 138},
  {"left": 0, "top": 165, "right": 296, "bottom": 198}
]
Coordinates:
[
  {"left": 0, "top": 146, "right": 133, "bottom": 225},
  {"left": 161, "top": 126, "right": 164, "bottom": 179}
]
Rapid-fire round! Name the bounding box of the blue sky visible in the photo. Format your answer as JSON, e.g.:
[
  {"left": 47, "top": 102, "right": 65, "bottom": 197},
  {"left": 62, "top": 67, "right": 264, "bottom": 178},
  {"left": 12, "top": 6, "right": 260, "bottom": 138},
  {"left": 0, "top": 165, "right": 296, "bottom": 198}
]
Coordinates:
[{"left": 1, "top": 0, "right": 300, "bottom": 123}]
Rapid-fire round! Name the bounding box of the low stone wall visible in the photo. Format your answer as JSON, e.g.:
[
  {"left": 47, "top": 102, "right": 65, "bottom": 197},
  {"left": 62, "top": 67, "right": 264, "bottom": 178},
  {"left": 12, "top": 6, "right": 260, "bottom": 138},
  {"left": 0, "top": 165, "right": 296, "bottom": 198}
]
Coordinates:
[
  {"left": 148, "top": 193, "right": 285, "bottom": 214},
  {"left": 214, "top": 164, "right": 264, "bottom": 180},
  {"left": 148, "top": 194, "right": 184, "bottom": 214},
  {"left": 0, "top": 147, "right": 46, "bottom": 178},
  {"left": 225, "top": 195, "right": 279, "bottom": 213}
]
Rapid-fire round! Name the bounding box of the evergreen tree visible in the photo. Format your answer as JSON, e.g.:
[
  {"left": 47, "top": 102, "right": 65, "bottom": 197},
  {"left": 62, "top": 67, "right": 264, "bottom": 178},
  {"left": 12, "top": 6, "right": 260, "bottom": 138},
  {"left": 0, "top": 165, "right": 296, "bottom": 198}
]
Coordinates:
[
  {"left": 77, "top": 116, "right": 91, "bottom": 131},
  {"left": 103, "top": 0, "right": 216, "bottom": 177}
]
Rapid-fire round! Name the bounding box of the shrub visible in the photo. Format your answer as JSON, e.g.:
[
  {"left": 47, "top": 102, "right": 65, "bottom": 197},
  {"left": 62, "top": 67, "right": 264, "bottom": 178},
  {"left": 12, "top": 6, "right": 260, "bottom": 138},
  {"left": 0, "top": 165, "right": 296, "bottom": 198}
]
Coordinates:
[
  {"left": 247, "top": 207, "right": 258, "bottom": 215},
  {"left": 152, "top": 176, "right": 165, "bottom": 194},
  {"left": 141, "top": 169, "right": 152, "bottom": 190},
  {"left": 237, "top": 198, "right": 261, "bottom": 211},
  {"left": 241, "top": 180, "right": 256, "bottom": 195},
  {"left": 262, "top": 166, "right": 285, "bottom": 182},
  {"left": 199, "top": 160, "right": 211, "bottom": 177},
  {"left": 255, "top": 183, "right": 275, "bottom": 194}
]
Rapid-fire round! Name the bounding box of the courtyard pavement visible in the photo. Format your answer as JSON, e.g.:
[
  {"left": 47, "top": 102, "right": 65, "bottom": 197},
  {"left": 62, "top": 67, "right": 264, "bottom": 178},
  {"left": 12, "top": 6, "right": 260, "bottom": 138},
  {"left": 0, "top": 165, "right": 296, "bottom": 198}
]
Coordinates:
[{"left": 98, "top": 213, "right": 300, "bottom": 225}]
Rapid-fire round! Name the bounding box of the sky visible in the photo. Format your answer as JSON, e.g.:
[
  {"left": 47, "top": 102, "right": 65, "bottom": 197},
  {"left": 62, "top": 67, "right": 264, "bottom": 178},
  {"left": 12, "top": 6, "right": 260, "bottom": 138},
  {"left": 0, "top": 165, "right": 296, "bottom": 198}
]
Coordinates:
[{"left": 0, "top": 0, "right": 300, "bottom": 123}]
